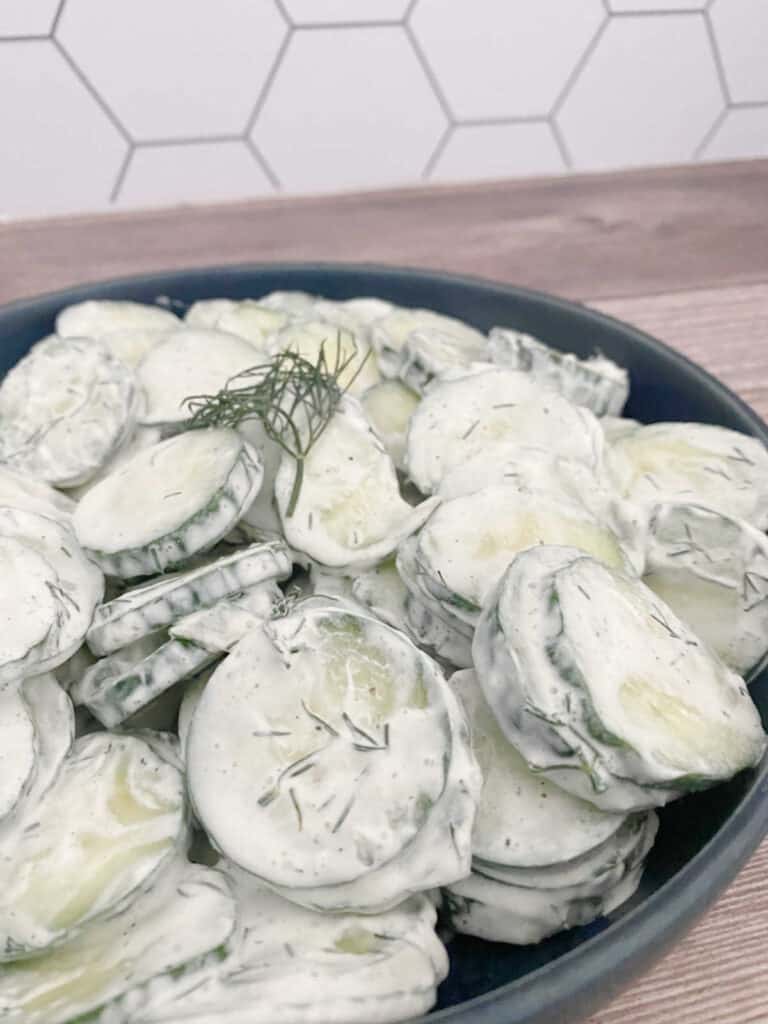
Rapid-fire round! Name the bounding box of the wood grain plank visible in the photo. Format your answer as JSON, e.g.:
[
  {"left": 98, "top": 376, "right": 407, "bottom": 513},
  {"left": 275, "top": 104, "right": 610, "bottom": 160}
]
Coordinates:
[{"left": 1, "top": 159, "right": 767, "bottom": 307}]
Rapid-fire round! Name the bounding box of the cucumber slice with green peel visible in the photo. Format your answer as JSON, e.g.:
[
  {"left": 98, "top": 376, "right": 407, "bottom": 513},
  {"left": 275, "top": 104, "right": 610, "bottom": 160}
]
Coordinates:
[
  {"left": 177, "top": 666, "right": 218, "bottom": 757},
  {"left": 73, "top": 428, "right": 264, "bottom": 578},
  {"left": 0, "top": 508, "right": 103, "bottom": 684},
  {"left": 396, "top": 534, "right": 475, "bottom": 645},
  {"left": 184, "top": 299, "right": 239, "bottom": 328},
  {"left": 609, "top": 422, "right": 768, "bottom": 528},
  {"left": 397, "top": 328, "right": 488, "bottom": 394},
  {"left": 268, "top": 320, "right": 381, "bottom": 397},
  {"left": 351, "top": 558, "right": 412, "bottom": 632},
  {"left": 0, "top": 466, "right": 75, "bottom": 521},
  {"left": 0, "top": 859, "right": 236, "bottom": 1024},
  {"left": 342, "top": 296, "right": 395, "bottom": 324},
  {"left": 444, "top": 856, "right": 648, "bottom": 946},
  {"left": 56, "top": 299, "right": 180, "bottom": 339},
  {"left": 188, "top": 599, "right": 480, "bottom": 907},
  {"left": 488, "top": 327, "right": 629, "bottom": 417},
  {"left": 135, "top": 863, "right": 448, "bottom": 1024},
  {"left": 361, "top": 378, "right": 419, "bottom": 469},
  {"left": 474, "top": 545, "right": 766, "bottom": 811},
  {"left": 5, "top": 674, "right": 76, "bottom": 832},
  {"left": 411, "top": 485, "right": 634, "bottom": 631},
  {"left": 0, "top": 336, "right": 140, "bottom": 487},
  {"left": 137, "top": 328, "right": 260, "bottom": 429},
  {"left": 170, "top": 580, "right": 281, "bottom": 652},
  {"left": 86, "top": 539, "right": 291, "bottom": 655},
  {"left": 644, "top": 503, "right": 768, "bottom": 679},
  {"left": 0, "top": 731, "right": 187, "bottom": 960},
  {"left": 601, "top": 416, "right": 641, "bottom": 443},
  {"left": 73, "top": 632, "right": 220, "bottom": 728},
  {"left": 450, "top": 669, "right": 626, "bottom": 869},
  {"left": 405, "top": 595, "right": 474, "bottom": 670},
  {"left": 0, "top": 686, "right": 35, "bottom": 824},
  {"left": 276, "top": 398, "right": 438, "bottom": 571},
  {"left": 216, "top": 301, "right": 291, "bottom": 348},
  {"left": 404, "top": 368, "right": 605, "bottom": 495},
  {"left": 371, "top": 307, "right": 486, "bottom": 379}
]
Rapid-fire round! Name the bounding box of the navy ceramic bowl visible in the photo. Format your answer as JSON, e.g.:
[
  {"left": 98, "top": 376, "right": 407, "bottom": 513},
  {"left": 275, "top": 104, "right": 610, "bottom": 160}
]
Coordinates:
[{"left": 1, "top": 263, "right": 767, "bottom": 1024}]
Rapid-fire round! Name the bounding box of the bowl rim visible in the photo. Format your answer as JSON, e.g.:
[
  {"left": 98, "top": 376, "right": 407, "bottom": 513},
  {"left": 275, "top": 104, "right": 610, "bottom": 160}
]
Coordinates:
[{"left": 2, "top": 260, "right": 767, "bottom": 1024}]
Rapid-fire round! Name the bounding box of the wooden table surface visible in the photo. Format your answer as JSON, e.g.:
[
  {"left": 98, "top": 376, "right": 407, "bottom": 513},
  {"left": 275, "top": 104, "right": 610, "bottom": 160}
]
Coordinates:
[{"left": 2, "top": 158, "right": 768, "bottom": 1023}]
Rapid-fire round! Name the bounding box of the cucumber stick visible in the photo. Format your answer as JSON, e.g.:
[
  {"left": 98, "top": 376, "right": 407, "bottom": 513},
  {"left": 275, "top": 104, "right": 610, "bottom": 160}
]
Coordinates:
[{"left": 86, "top": 539, "right": 290, "bottom": 655}]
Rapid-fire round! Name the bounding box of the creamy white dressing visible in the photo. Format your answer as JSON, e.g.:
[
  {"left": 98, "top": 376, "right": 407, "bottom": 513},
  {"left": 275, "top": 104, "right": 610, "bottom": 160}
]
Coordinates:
[
  {"left": 0, "top": 685, "right": 35, "bottom": 822},
  {"left": 56, "top": 299, "right": 180, "bottom": 339},
  {"left": 0, "top": 732, "right": 186, "bottom": 957},
  {"left": 137, "top": 328, "right": 258, "bottom": 427}
]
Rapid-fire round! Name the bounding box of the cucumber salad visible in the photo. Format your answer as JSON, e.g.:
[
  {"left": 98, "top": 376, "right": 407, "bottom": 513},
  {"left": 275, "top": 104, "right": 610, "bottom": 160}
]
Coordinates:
[{"left": 0, "top": 291, "right": 765, "bottom": 1023}]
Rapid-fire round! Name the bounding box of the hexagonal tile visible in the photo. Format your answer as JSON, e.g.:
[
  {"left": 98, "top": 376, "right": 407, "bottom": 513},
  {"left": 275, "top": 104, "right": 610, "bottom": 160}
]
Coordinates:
[
  {"left": 557, "top": 15, "right": 723, "bottom": 169},
  {"left": 282, "top": 0, "right": 410, "bottom": 24},
  {"left": 0, "top": 40, "right": 126, "bottom": 218},
  {"left": 700, "top": 106, "right": 768, "bottom": 161},
  {"left": 253, "top": 27, "right": 446, "bottom": 192},
  {"left": 0, "top": 0, "right": 60, "bottom": 36},
  {"left": 410, "top": 0, "right": 604, "bottom": 120},
  {"left": 710, "top": 0, "right": 768, "bottom": 103},
  {"left": 608, "top": 1, "right": 706, "bottom": 9},
  {"left": 117, "top": 141, "right": 274, "bottom": 208},
  {"left": 56, "top": 0, "right": 287, "bottom": 140},
  {"left": 430, "top": 123, "right": 565, "bottom": 182}
]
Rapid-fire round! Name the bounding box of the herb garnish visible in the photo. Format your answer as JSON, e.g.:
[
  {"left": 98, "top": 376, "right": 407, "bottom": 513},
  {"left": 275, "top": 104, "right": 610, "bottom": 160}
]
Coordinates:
[{"left": 183, "top": 337, "right": 368, "bottom": 516}]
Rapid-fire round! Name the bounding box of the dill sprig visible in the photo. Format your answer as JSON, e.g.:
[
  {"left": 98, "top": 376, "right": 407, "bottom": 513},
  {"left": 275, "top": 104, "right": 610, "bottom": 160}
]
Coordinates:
[{"left": 183, "top": 337, "right": 366, "bottom": 516}]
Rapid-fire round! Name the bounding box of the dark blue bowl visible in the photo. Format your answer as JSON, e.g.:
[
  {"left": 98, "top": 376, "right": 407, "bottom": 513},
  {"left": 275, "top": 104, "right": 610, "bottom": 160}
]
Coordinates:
[{"left": 2, "top": 263, "right": 766, "bottom": 1024}]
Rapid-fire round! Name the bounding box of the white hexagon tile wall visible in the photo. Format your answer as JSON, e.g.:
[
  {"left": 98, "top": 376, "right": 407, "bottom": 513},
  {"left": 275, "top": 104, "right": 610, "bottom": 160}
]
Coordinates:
[{"left": 0, "top": 0, "right": 766, "bottom": 219}]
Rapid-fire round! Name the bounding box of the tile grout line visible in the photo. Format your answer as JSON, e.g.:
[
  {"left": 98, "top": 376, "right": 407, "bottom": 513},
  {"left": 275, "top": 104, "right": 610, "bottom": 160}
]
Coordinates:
[
  {"left": 0, "top": 34, "right": 50, "bottom": 43},
  {"left": 549, "top": 118, "right": 575, "bottom": 171},
  {"left": 272, "top": 0, "right": 293, "bottom": 26},
  {"left": 51, "top": 37, "right": 133, "bottom": 143},
  {"left": 693, "top": 106, "right": 727, "bottom": 160},
  {"left": 702, "top": 7, "right": 732, "bottom": 105},
  {"left": 109, "top": 145, "right": 134, "bottom": 203},
  {"left": 245, "top": 137, "right": 282, "bottom": 191},
  {"left": 288, "top": 20, "right": 409, "bottom": 30},
  {"left": 135, "top": 135, "right": 246, "bottom": 148},
  {"left": 403, "top": 20, "right": 455, "bottom": 124},
  {"left": 550, "top": 14, "right": 610, "bottom": 118},
  {"left": 421, "top": 123, "right": 454, "bottom": 180},
  {"left": 244, "top": 23, "right": 293, "bottom": 139},
  {"left": 50, "top": 0, "right": 67, "bottom": 36},
  {"left": 454, "top": 114, "right": 553, "bottom": 128}
]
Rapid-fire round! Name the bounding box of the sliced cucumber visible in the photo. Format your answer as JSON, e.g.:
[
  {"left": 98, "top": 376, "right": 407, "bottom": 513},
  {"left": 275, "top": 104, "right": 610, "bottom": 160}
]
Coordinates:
[
  {"left": 361, "top": 378, "right": 420, "bottom": 469},
  {"left": 0, "top": 465, "right": 74, "bottom": 521},
  {"left": 7, "top": 674, "right": 75, "bottom": 828},
  {"left": 236, "top": 419, "right": 284, "bottom": 535},
  {"left": 488, "top": 327, "right": 629, "bottom": 417},
  {"left": 66, "top": 424, "right": 163, "bottom": 501},
  {"left": 643, "top": 503, "right": 768, "bottom": 679},
  {"left": 136, "top": 862, "right": 448, "bottom": 1024},
  {"left": 177, "top": 665, "right": 218, "bottom": 757},
  {"left": 184, "top": 298, "right": 239, "bottom": 328},
  {"left": 0, "top": 859, "right": 236, "bottom": 1024},
  {"left": 137, "top": 328, "right": 259, "bottom": 429},
  {"left": 601, "top": 416, "right": 641, "bottom": 443},
  {"left": 217, "top": 301, "right": 290, "bottom": 348},
  {"left": 276, "top": 398, "right": 438, "bottom": 571},
  {"left": 0, "top": 731, "right": 187, "bottom": 959},
  {"left": 268, "top": 320, "right": 381, "bottom": 396},
  {"left": 170, "top": 580, "right": 281, "bottom": 652},
  {"left": 450, "top": 669, "right": 626, "bottom": 868},
  {"left": 73, "top": 428, "right": 264, "bottom": 577},
  {"left": 405, "top": 595, "right": 474, "bottom": 670},
  {"left": 258, "top": 290, "right": 317, "bottom": 314},
  {"left": 0, "top": 507, "right": 103, "bottom": 684},
  {"left": 397, "top": 327, "right": 488, "bottom": 394},
  {"left": 371, "top": 307, "right": 486, "bottom": 379},
  {"left": 474, "top": 545, "right": 766, "bottom": 811},
  {"left": 609, "top": 422, "right": 768, "bottom": 528},
  {"left": 86, "top": 539, "right": 290, "bottom": 655},
  {"left": 351, "top": 558, "right": 412, "bottom": 632},
  {"left": 188, "top": 598, "right": 480, "bottom": 909},
  {"left": 0, "top": 686, "right": 35, "bottom": 824},
  {"left": 411, "top": 484, "right": 633, "bottom": 630},
  {"left": 0, "top": 336, "right": 140, "bottom": 486},
  {"left": 94, "top": 327, "right": 169, "bottom": 369},
  {"left": 405, "top": 368, "right": 604, "bottom": 494},
  {"left": 73, "top": 632, "right": 220, "bottom": 728},
  {"left": 56, "top": 298, "right": 179, "bottom": 339}
]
